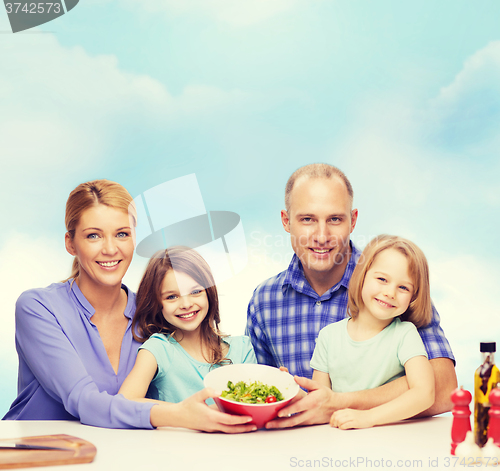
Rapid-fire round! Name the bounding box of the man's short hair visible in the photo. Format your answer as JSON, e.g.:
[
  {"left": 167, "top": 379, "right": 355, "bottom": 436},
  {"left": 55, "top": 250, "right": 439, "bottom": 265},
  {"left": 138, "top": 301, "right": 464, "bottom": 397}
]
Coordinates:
[{"left": 284, "top": 163, "right": 353, "bottom": 212}]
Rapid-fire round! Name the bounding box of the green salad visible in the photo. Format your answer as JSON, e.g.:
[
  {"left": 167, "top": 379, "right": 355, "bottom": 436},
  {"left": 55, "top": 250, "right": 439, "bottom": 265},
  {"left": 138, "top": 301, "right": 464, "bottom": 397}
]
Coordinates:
[{"left": 220, "top": 380, "right": 285, "bottom": 404}]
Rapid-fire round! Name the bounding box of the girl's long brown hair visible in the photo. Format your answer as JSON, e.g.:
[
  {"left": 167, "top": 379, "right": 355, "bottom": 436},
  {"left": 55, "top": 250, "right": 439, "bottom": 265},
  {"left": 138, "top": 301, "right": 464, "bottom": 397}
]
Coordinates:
[{"left": 132, "top": 246, "right": 229, "bottom": 365}]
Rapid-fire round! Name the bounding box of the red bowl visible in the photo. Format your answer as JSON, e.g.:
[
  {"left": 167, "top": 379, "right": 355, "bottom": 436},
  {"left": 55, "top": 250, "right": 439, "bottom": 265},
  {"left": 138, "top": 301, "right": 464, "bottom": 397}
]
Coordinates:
[{"left": 204, "top": 363, "right": 299, "bottom": 429}]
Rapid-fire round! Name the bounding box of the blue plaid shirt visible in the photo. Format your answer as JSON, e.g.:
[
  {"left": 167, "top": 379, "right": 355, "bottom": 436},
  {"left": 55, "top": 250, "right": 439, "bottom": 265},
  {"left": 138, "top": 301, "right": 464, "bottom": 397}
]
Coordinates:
[{"left": 246, "top": 243, "right": 455, "bottom": 379}]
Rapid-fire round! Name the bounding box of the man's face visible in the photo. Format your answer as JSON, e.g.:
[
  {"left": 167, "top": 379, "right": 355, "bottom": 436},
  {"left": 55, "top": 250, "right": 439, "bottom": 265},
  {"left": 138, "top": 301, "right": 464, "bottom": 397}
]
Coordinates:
[{"left": 281, "top": 176, "right": 358, "bottom": 278}]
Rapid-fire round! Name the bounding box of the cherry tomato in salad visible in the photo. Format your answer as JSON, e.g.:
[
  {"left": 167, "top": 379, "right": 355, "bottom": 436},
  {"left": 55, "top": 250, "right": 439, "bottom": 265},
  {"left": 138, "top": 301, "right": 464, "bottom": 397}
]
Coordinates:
[{"left": 265, "top": 395, "right": 277, "bottom": 403}]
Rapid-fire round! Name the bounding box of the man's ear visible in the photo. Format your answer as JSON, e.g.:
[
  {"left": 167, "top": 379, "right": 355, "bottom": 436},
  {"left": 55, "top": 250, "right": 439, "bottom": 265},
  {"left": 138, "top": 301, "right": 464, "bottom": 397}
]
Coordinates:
[
  {"left": 281, "top": 210, "right": 291, "bottom": 234},
  {"left": 65, "top": 232, "right": 76, "bottom": 256},
  {"left": 350, "top": 208, "right": 359, "bottom": 233}
]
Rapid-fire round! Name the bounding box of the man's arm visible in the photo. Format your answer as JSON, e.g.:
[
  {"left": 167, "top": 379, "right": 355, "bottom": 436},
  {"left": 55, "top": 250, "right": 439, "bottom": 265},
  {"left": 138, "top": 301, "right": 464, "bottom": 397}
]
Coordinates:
[
  {"left": 342, "top": 358, "right": 456, "bottom": 416},
  {"left": 416, "top": 304, "right": 456, "bottom": 415},
  {"left": 266, "top": 357, "right": 457, "bottom": 429},
  {"left": 416, "top": 358, "right": 456, "bottom": 417}
]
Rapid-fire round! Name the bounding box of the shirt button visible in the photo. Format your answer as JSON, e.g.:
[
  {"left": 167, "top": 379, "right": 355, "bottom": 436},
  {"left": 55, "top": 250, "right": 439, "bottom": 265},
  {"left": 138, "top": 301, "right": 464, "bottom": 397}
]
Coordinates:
[{"left": 316, "top": 301, "right": 321, "bottom": 306}]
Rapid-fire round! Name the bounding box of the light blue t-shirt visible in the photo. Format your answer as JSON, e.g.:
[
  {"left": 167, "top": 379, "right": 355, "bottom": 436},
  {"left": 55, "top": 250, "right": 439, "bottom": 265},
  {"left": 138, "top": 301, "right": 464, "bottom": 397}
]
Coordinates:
[
  {"left": 310, "top": 317, "right": 427, "bottom": 393},
  {"left": 140, "top": 334, "right": 257, "bottom": 403}
]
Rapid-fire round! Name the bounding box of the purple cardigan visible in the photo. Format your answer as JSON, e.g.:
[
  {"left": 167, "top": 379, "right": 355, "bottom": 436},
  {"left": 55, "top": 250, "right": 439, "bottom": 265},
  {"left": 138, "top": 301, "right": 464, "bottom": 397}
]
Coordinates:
[{"left": 3, "top": 281, "right": 154, "bottom": 429}]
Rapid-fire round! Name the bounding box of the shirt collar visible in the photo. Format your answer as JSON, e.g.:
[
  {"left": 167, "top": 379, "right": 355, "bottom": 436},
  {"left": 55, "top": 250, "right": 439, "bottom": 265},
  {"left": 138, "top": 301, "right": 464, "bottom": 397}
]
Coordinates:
[
  {"left": 67, "top": 279, "right": 133, "bottom": 319},
  {"left": 282, "top": 242, "right": 362, "bottom": 299}
]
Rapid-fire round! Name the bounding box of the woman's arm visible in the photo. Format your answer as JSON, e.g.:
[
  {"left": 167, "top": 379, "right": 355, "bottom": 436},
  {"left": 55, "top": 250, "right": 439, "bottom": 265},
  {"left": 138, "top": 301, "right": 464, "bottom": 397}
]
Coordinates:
[
  {"left": 118, "top": 350, "right": 157, "bottom": 400},
  {"left": 330, "top": 355, "right": 435, "bottom": 429},
  {"left": 15, "top": 292, "right": 256, "bottom": 433},
  {"left": 14, "top": 291, "right": 154, "bottom": 429},
  {"left": 149, "top": 389, "right": 257, "bottom": 432}
]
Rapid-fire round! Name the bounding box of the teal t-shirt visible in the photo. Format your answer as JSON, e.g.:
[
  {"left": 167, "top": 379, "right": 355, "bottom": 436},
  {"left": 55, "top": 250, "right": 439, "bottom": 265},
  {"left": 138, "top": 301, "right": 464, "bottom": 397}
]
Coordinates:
[
  {"left": 140, "top": 334, "right": 257, "bottom": 403},
  {"left": 310, "top": 317, "right": 427, "bottom": 392}
]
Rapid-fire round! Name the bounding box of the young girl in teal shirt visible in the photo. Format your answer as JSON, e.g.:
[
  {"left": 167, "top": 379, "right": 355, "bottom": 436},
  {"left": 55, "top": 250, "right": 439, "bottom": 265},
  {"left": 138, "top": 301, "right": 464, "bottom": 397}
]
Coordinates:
[{"left": 119, "top": 246, "right": 256, "bottom": 404}]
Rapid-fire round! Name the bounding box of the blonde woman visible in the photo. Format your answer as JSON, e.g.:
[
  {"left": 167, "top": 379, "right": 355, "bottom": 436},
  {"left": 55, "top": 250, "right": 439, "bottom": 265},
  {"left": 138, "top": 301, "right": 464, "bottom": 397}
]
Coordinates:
[{"left": 3, "top": 180, "right": 255, "bottom": 433}]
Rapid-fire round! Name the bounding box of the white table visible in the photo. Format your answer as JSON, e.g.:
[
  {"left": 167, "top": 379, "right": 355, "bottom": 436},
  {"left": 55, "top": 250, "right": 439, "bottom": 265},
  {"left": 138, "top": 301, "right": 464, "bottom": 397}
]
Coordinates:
[{"left": 1, "top": 417, "right": 454, "bottom": 470}]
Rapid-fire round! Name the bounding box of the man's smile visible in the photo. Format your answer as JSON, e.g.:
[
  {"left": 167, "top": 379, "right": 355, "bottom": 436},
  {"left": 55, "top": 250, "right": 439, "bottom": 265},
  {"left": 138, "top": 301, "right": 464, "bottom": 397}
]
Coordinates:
[{"left": 310, "top": 248, "right": 332, "bottom": 254}]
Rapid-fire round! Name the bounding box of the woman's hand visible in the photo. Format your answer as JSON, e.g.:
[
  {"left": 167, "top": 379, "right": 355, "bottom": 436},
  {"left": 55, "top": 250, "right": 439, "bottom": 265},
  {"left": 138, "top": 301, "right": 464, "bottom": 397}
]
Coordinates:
[{"left": 150, "top": 388, "right": 257, "bottom": 433}]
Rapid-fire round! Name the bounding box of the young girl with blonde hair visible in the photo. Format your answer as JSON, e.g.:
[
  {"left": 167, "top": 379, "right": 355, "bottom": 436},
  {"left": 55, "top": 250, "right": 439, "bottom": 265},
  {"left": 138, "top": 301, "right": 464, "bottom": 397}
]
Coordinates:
[{"left": 310, "top": 234, "right": 435, "bottom": 429}]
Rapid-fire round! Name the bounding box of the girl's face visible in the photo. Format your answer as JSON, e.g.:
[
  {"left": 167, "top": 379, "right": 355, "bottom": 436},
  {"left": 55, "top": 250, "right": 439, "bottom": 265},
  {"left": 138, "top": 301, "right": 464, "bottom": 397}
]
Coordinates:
[
  {"left": 160, "top": 269, "right": 209, "bottom": 336},
  {"left": 65, "top": 204, "right": 134, "bottom": 289},
  {"left": 361, "top": 248, "right": 414, "bottom": 325}
]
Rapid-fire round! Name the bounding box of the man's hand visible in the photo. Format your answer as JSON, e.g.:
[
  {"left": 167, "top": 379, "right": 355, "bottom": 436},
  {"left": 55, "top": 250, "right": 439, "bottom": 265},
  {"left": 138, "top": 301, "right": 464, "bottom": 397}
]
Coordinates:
[
  {"left": 330, "top": 408, "right": 375, "bottom": 430},
  {"left": 265, "top": 376, "right": 338, "bottom": 429}
]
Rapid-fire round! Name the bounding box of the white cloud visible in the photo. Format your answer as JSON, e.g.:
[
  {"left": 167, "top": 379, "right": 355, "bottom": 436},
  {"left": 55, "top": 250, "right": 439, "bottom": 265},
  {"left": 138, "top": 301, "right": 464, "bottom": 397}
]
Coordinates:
[
  {"left": 327, "top": 42, "right": 500, "bottom": 395},
  {"left": 434, "top": 41, "right": 500, "bottom": 107},
  {"left": 116, "top": 0, "right": 310, "bottom": 27},
  {"left": 0, "top": 31, "right": 271, "bottom": 170},
  {"left": 430, "top": 255, "right": 500, "bottom": 393},
  {"left": 332, "top": 43, "right": 500, "bottom": 243},
  {"left": 0, "top": 233, "right": 70, "bottom": 348},
  {"left": 427, "top": 41, "right": 500, "bottom": 150},
  {"left": 0, "top": 30, "right": 270, "bottom": 238},
  {"left": 0, "top": 35, "right": 167, "bottom": 169},
  {"left": 0, "top": 233, "right": 72, "bottom": 415}
]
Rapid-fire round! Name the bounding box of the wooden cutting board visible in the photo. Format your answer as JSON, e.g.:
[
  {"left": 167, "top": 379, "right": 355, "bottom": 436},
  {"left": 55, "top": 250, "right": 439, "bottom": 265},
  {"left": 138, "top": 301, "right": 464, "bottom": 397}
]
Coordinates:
[{"left": 0, "top": 434, "right": 96, "bottom": 469}]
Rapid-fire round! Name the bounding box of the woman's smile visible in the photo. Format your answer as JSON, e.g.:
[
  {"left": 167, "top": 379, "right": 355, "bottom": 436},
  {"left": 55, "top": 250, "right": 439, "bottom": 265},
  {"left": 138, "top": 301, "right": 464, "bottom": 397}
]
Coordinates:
[{"left": 96, "top": 260, "right": 121, "bottom": 269}]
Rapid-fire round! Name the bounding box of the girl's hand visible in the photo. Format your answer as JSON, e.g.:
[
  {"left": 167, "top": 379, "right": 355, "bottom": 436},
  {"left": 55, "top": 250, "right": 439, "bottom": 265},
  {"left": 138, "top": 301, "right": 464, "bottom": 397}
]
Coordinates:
[
  {"left": 163, "top": 388, "right": 257, "bottom": 433},
  {"left": 279, "top": 366, "right": 289, "bottom": 373},
  {"left": 330, "top": 408, "right": 375, "bottom": 430}
]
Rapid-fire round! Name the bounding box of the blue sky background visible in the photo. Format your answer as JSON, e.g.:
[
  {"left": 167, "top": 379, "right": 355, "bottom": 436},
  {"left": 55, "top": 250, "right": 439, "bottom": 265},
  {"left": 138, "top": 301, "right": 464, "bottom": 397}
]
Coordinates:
[{"left": 1, "top": 1, "right": 500, "bottom": 418}]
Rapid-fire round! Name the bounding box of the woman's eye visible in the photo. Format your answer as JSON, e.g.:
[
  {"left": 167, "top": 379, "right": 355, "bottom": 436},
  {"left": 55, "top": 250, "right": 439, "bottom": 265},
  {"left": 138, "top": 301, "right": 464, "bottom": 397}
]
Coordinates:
[
  {"left": 116, "top": 231, "right": 130, "bottom": 238},
  {"left": 86, "top": 233, "right": 99, "bottom": 240}
]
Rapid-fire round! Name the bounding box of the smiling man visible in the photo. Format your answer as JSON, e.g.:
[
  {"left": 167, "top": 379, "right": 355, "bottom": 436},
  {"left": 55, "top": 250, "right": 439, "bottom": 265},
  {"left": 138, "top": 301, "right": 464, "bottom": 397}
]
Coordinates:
[{"left": 245, "top": 163, "right": 457, "bottom": 427}]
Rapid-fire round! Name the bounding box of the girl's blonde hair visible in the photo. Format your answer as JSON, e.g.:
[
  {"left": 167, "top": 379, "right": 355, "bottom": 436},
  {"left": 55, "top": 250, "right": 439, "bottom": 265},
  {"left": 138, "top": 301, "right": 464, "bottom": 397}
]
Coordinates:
[
  {"left": 132, "top": 246, "right": 229, "bottom": 366},
  {"left": 64, "top": 179, "right": 136, "bottom": 281},
  {"left": 348, "top": 234, "right": 432, "bottom": 328}
]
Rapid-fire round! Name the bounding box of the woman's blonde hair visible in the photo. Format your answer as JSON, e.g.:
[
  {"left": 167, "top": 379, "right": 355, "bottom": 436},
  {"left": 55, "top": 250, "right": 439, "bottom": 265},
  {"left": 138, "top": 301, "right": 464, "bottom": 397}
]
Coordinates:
[
  {"left": 348, "top": 234, "right": 432, "bottom": 328},
  {"left": 64, "top": 179, "right": 136, "bottom": 281}
]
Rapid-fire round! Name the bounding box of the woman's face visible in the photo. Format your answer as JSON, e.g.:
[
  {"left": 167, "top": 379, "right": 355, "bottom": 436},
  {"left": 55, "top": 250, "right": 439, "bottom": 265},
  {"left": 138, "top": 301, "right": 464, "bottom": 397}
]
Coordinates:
[{"left": 65, "top": 204, "right": 134, "bottom": 290}]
